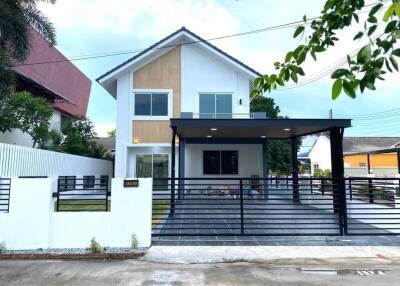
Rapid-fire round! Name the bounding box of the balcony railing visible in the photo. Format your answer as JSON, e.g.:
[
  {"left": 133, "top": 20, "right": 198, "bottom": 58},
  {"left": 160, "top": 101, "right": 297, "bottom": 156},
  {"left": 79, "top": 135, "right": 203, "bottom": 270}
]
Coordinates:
[{"left": 181, "top": 112, "right": 267, "bottom": 119}]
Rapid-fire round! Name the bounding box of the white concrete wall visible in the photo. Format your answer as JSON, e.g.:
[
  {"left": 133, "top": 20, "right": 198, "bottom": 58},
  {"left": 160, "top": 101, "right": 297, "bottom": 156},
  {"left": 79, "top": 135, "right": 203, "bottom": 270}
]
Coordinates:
[
  {"left": 185, "top": 144, "right": 263, "bottom": 179},
  {"left": 0, "top": 177, "right": 152, "bottom": 250},
  {"left": 115, "top": 71, "right": 132, "bottom": 177},
  {"left": 309, "top": 136, "right": 332, "bottom": 175},
  {"left": 0, "top": 143, "right": 113, "bottom": 177},
  {"left": 181, "top": 44, "right": 251, "bottom": 115}
]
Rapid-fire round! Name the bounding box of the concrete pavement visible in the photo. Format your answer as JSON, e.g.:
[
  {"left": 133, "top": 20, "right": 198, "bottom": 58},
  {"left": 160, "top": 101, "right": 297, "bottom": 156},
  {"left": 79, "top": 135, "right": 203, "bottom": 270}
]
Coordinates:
[{"left": 1, "top": 258, "right": 400, "bottom": 285}]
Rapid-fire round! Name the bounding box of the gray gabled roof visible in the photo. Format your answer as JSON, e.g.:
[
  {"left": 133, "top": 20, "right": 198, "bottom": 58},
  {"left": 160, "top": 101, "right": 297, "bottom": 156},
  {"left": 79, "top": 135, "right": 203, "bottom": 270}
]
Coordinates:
[
  {"left": 96, "top": 26, "right": 262, "bottom": 82},
  {"left": 343, "top": 137, "right": 400, "bottom": 154}
]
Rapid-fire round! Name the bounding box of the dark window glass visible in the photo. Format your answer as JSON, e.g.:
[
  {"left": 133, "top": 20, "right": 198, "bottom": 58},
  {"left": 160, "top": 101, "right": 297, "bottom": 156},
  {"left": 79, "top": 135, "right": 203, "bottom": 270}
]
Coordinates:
[
  {"left": 203, "top": 151, "right": 221, "bottom": 175},
  {"left": 221, "top": 151, "right": 238, "bottom": 174},
  {"left": 199, "top": 94, "right": 215, "bottom": 118},
  {"left": 152, "top": 93, "right": 168, "bottom": 116},
  {"left": 100, "top": 175, "right": 109, "bottom": 187},
  {"left": 216, "top": 94, "right": 232, "bottom": 119},
  {"left": 135, "top": 93, "right": 151, "bottom": 115},
  {"left": 83, "top": 176, "right": 95, "bottom": 189}
]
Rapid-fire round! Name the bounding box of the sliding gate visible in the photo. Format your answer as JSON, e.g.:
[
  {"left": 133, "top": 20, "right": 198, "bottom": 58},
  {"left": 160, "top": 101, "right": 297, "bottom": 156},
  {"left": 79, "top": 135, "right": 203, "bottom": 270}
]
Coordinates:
[{"left": 152, "top": 177, "right": 342, "bottom": 236}]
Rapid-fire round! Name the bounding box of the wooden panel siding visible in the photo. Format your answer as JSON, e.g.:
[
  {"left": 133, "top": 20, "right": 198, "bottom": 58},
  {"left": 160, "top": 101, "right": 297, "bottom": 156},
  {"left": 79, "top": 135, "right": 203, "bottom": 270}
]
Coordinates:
[
  {"left": 132, "top": 121, "right": 172, "bottom": 143},
  {"left": 132, "top": 47, "right": 181, "bottom": 143}
]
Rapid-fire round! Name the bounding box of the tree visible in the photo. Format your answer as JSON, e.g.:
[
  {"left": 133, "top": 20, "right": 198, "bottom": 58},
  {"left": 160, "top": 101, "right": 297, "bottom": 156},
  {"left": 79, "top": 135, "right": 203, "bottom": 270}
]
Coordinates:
[
  {"left": 0, "top": 0, "right": 56, "bottom": 104},
  {"left": 48, "top": 118, "right": 112, "bottom": 160},
  {"left": 252, "top": 0, "right": 400, "bottom": 100},
  {"left": 250, "top": 96, "right": 300, "bottom": 175},
  {"left": 107, "top": 128, "right": 116, "bottom": 138},
  {"left": 0, "top": 91, "right": 52, "bottom": 147}
]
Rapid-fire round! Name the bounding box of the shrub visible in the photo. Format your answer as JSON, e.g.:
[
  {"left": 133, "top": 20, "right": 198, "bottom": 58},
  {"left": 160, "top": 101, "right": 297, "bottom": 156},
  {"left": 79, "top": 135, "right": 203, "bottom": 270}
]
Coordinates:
[
  {"left": 89, "top": 237, "right": 102, "bottom": 253},
  {"left": 131, "top": 234, "right": 138, "bottom": 251},
  {"left": 0, "top": 242, "right": 6, "bottom": 254}
]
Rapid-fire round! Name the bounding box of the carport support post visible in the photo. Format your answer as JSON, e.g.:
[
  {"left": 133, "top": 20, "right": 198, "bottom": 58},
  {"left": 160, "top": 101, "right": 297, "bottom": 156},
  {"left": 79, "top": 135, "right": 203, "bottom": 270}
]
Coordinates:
[
  {"left": 178, "top": 137, "right": 185, "bottom": 200},
  {"left": 329, "top": 127, "right": 347, "bottom": 235},
  {"left": 170, "top": 126, "right": 177, "bottom": 216},
  {"left": 262, "top": 140, "right": 269, "bottom": 199},
  {"left": 397, "top": 151, "right": 400, "bottom": 174},
  {"left": 291, "top": 136, "right": 300, "bottom": 202}
]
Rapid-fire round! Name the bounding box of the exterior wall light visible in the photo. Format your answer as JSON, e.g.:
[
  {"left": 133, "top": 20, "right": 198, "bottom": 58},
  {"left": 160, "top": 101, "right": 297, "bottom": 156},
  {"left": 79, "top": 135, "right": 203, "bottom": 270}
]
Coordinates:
[
  {"left": 206, "top": 135, "right": 212, "bottom": 138},
  {"left": 210, "top": 128, "right": 217, "bottom": 131},
  {"left": 260, "top": 135, "right": 266, "bottom": 138},
  {"left": 284, "top": 128, "right": 291, "bottom": 131},
  {"left": 133, "top": 138, "right": 140, "bottom": 144}
]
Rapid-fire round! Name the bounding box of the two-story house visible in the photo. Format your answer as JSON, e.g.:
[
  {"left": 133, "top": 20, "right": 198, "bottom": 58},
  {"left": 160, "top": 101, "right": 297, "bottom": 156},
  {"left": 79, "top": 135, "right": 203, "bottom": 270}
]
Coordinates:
[{"left": 97, "top": 27, "right": 351, "bottom": 181}]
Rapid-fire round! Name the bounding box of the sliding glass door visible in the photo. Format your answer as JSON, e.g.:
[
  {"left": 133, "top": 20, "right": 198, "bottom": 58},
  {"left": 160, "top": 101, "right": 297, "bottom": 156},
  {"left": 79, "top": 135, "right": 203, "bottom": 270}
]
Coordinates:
[{"left": 136, "top": 154, "right": 169, "bottom": 178}]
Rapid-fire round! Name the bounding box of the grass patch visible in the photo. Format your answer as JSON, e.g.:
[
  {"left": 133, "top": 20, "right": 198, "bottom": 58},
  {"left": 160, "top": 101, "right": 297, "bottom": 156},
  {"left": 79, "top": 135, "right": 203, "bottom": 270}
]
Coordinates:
[
  {"left": 152, "top": 200, "right": 170, "bottom": 228},
  {"left": 55, "top": 200, "right": 110, "bottom": 212}
]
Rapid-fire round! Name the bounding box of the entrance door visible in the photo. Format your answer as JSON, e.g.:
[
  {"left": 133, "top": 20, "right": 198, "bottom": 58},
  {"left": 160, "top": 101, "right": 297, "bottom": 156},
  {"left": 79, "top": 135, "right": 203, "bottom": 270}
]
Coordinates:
[{"left": 136, "top": 154, "right": 169, "bottom": 178}]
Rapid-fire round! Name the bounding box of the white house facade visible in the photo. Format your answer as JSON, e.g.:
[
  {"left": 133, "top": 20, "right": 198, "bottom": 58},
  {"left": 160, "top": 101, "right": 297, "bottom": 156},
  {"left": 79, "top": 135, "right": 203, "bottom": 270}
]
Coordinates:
[{"left": 97, "top": 27, "right": 262, "bottom": 179}]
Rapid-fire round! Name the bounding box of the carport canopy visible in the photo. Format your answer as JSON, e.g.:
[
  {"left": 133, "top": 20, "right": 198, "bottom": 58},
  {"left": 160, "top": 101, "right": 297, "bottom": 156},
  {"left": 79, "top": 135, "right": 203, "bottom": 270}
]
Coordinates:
[{"left": 170, "top": 118, "right": 352, "bottom": 139}]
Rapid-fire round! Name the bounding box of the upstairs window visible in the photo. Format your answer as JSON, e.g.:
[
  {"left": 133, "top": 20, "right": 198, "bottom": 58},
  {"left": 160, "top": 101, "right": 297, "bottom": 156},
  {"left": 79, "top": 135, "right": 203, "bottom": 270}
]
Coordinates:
[
  {"left": 199, "top": 93, "right": 232, "bottom": 118},
  {"left": 134, "top": 93, "right": 168, "bottom": 116}
]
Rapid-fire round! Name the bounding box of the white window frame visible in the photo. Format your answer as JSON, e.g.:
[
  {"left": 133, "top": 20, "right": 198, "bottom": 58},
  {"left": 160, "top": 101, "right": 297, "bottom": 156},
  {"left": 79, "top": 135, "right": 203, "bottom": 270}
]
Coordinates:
[
  {"left": 135, "top": 153, "right": 170, "bottom": 178},
  {"left": 131, "top": 89, "right": 173, "bottom": 121},
  {"left": 197, "top": 91, "right": 234, "bottom": 116}
]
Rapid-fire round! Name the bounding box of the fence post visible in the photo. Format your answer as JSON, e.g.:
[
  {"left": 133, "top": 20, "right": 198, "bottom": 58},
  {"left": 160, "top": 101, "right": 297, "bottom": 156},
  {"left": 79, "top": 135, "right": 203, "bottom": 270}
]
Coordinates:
[
  {"left": 310, "top": 178, "right": 313, "bottom": 195},
  {"left": 349, "top": 178, "right": 353, "bottom": 201},
  {"left": 105, "top": 176, "right": 109, "bottom": 212},
  {"left": 368, "top": 178, "right": 374, "bottom": 204},
  {"left": 240, "top": 179, "right": 244, "bottom": 235},
  {"left": 56, "top": 177, "right": 60, "bottom": 212},
  {"left": 321, "top": 178, "right": 325, "bottom": 196}
]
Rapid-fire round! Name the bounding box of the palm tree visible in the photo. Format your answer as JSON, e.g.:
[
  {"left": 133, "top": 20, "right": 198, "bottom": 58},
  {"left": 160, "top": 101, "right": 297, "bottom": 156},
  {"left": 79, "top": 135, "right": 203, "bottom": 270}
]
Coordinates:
[{"left": 0, "top": 0, "right": 56, "bottom": 104}]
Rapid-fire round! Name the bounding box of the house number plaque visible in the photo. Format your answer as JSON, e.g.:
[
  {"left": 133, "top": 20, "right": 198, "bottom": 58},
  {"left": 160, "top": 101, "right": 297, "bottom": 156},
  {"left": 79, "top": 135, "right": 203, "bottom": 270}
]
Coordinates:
[{"left": 123, "top": 179, "right": 139, "bottom": 188}]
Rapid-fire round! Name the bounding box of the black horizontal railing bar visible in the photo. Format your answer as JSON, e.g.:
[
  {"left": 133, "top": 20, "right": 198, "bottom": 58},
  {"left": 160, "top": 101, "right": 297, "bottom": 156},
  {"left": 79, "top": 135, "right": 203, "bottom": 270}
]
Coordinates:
[
  {"left": 152, "top": 217, "right": 338, "bottom": 221},
  {"left": 152, "top": 222, "right": 340, "bottom": 225}
]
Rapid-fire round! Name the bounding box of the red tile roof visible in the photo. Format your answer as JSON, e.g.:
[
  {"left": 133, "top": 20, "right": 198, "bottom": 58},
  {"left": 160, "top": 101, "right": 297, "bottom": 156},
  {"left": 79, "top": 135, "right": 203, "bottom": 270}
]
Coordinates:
[{"left": 14, "top": 29, "right": 92, "bottom": 118}]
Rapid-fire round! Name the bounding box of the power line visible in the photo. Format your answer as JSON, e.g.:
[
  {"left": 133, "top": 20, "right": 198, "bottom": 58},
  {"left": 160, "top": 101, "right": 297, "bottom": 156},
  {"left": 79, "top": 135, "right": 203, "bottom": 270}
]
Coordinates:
[
  {"left": 14, "top": 1, "right": 381, "bottom": 68},
  {"left": 335, "top": 107, "right": 400, "bottom": 117}
]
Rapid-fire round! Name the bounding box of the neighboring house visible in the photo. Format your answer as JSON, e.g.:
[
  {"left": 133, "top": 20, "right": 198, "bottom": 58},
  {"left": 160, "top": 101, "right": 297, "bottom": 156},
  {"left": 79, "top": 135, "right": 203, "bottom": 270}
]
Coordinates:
[
  {"left": 97, "top": 27, "right": 350, "bottom": 179},
  {"left": 343, "top": 137, "right": 400, "bottom": 175},
  {"left": 94, "top": 137, "right": 116, "bottom": 155},
  {"left": 0, "top": 28, "right": 92, "bottom": 147},
  {"left": 308, "top": 135, "right": 332, "bottom": 175},
  {"left": 304, "top": 136, "right": 400, "bottom": 176}
]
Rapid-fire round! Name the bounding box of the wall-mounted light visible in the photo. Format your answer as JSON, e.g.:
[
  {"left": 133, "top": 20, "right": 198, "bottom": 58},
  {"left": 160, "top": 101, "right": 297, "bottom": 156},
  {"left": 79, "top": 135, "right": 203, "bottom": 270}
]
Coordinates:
[
  {"left": 239, "top": 98, "right": 243, "bottom": 105},
  {"left": 133, "top": 138, "right": 140, "bottom": 144},
  {"left": 206, "top": 135, "right": 212, "bottom": 138},
  {"left": 260, "top": 135, "right": 266, "bottom": 138},
  {"left": 210, "top": 128, "right": 217, "bottom": 131},
  {"left": 284, "top": 128, "right": 291, "bottom": 131}
]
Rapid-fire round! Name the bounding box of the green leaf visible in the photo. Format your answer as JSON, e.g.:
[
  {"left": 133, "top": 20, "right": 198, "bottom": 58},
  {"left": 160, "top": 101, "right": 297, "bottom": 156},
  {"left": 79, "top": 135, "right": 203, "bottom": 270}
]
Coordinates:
[
  {"left": 290, "top": 71, "right": 298, "bottom": 83},
  {"left": 296, "top": 51, "right": 307, "bottom": 65},
  {"left": 383, "top": 3, "right": 395, "bottom": 22},
  {"left": 368, "top": 25, "right": 377, "bottom": 36},
  {"left": 385, "top": 58, "right": 393, "bottom": 72},
  {"left": 389, "top": 55, "right": 399, "bottom": 71},
  {"left": 293, "top": 26, "right": 305, "bottom": 38},
  {"left": 385, "top": 20, "right": 397, "bottom": 33},
  {"left": 332, "top": 79, "right": 342, "bottom": 100},
  {"left": 253, "top": 77, "right": 262, "bottom": 89},
  {"left": 357, "top": 44, "right": 371, "bottom": 64},
  {"left": 311, "top": 51, "right": 316, "bottom": 61},
  {"left": 313, "top": 46, "right": 326, "bottom": 52},
  {"left": 331, "top": 68, "right": 348, "bottom": 79},
  {"left": 276, "top": 77, "right": 285, "bottom": 86},
  {"left": 367, "top": 16, "right": 377, "bottom": 23},
  {"left": 285, "top": 52, "right": 293, "bottom": 63},
  {"left": 343, "top": 80, "right": 356, "bottom": 98},
  {"left": 297, "top": 67, "right": 305, "bottom": 76},
  {"left": 369, "top": 3, "right": 383, "bottom": 17},
  {"left": 353, "top": 31, "right": 363, "bottom": 40},
  {"left": 303, "top": 15, "right": 307, "bottom": 22},
  {"left": 396, "top": 3, "right": 400, "bottom": 16},
  {"left": 393, "top": 49, "right": 400, "bottom": 57}
]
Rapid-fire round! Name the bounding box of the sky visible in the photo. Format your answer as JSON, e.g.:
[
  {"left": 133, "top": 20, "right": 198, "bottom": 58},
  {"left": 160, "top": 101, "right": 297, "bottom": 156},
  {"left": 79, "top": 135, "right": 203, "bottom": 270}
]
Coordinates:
[{"left": 38, "top": 0, "right": 400, "bottom": 145}]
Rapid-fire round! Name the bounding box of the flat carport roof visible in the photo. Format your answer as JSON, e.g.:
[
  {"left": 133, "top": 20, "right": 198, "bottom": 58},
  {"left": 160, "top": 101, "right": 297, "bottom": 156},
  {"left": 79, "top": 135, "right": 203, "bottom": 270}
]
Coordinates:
[{"left": 170, "top": 118, "right": 352, "bottom": 139}]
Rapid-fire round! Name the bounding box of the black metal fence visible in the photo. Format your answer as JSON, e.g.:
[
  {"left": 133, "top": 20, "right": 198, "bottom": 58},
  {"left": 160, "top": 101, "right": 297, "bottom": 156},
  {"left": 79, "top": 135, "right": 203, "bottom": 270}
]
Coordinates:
[
  {"left": 0, "top": 178, "right": 11, "bottom": 213},
  {"left": 345, "top": 177, "right": 400, "bottom": 235},
  {"left": 55, "top": 176, "right": 111, "bottom": 212},
  {"left": 152, "top": 177, "right": 342, "bottom": 236},
  {"left": 152, "top": 176, "right": 400, "bottom": 236}
]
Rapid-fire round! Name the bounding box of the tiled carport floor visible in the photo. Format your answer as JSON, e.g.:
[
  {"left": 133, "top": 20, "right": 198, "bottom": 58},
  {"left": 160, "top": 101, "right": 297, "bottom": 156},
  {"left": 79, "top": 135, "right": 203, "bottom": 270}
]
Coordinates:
[{"left": 152, "top": 191, "right": 399, "bottom": 246}]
